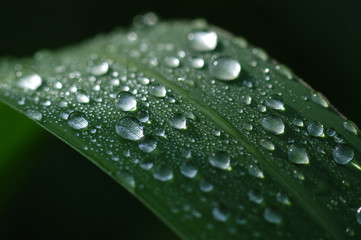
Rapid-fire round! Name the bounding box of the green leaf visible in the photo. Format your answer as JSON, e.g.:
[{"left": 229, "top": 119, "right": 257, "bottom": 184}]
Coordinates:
[{"left": 1, "top": 16, "right": 360, "bottom": 239}]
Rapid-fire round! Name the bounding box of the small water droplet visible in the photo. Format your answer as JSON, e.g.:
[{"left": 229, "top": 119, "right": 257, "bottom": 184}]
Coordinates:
[
  {"left": 115, "top": 117, "right": 143, "bottom": 140},
  {"left": 169, "top": 113, "right": 187, "bottom": 130},
  {"left": 208, "top": 151, "right": 231, "bottom": 170},
  {"left": 115, "top": 92, "right": 137, "bottom": 111},
  {"left": 343, "top": 120, "right": 359, "bottom": 135},
  {"left": 276, "top": 192, "right": 291, "bottom": 205},
  {"left": 260, "top": 116, "right": 285, "bottom": 135},
  {"left": 200, "top": 179, "right": 213, "bottom": 192},
  {"left": 248, "top": 189, "right": 263, "bottom": 204},
  {"left": 259, "top": 139, "right": 275, "bottom": 151},
  {"left": 149, "top": 84, "right": 166, "bottom": 97},
  {"left": 89, "top": 62, "right": 109, "bottom": 76},
  {"left": 68, "top": 111, "right": 88, "bottom": 130},
  {"left": 25, "top": 109, "right": 42, "bottom": 121},
  {"left": 180, "top": 161, "right": 198, "bottom": 178},
  {"left": 189, "top": 57, "right": 205, "bottom": 69},
  {"left": 153, "top": 166, "right": 173, "bottom": 182},
  {"left": 212, "top": 207, "right": 228, "bottom": 222},
  {"left": 116, "top": 170, "right": 136, "bottom": 189},
  {"left": 292, "top": 118, "right": 304, "bottom": 127},
  {"left": 17, "top": 74, "right": 42, "bottom": 90},
  {"left": 307, "top": 122, "right": 324, "bottom": 137},
  {"left": 76, "top": 90, "right": 90, "bottom": 103},
  {"left": 248, "top": 165, "right": 264, "bottom": 178},
  {"left": 186, "top": 31, "right": 217, "bottom": 52},
  {"left": 311, "top": 92, "right": 329, "bottom": 108},
  {"left": 209, "top": 57, "right": 241, "bottom": 81},
  {"left": 139, "top": 136, "right": 157, "bottom": 153},
  {"left": 288, "top": 145, "right": 309, "bottom": 164},
  {"left": 164, "top": 56, "right": 180, "bottom": 68},
  {"left": 356, "top": 207, "right": 361, "bottom": 225},
  {"left": 263, "top": 208, "right": 282, "bottom": 224},
  {"left": 266, "top": 95, "right": 285, "bottom": 111},
  {"left": 333, "top": 144, "right": 354, "bottom": 165},
  {"left": 138, "top": 77, "right": 150, "bottom": 85},
  {"left": 241, "top": 95, "right": 252, "bottom": 105}
]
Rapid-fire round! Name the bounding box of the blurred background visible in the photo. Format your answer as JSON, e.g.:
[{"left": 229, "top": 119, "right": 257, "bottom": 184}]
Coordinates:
[{"left": 0, "top": 0, "right": 360, "bottom": 239}]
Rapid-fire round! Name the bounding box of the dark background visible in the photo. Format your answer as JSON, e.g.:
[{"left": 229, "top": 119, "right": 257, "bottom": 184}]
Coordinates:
[{"left": 0, "top": 0, "right": 360, "bottom": 239}]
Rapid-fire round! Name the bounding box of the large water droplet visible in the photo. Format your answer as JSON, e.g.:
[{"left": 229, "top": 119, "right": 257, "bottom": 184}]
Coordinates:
[
  {"left": 153, "top": 166, "right": 173, "bottom": 182},
  {"left": 149, "top": 84, "right": 166, "bottom": 97},
  {"left": 343, "top": 120, "right": 359, "bottom": 135},
  {"left": 68, "top": 111, "right": 88, "bottom": 130},
  {"left": 169, "top": 113, "right": 187, "bottom": 129},
  {"left": 89, "top": 62, "right": 109, "bottom": 76},
  {"left": 260, "top": 116, "right": 285, "bottom": 135},
  {"left": 76, "top": 90, "right": 90, "bottom": 103},
  {"left": 307, "top": 122, "right": 324, "bottom": 137},
  {"left": 139, "top": 136, "right": 157, "bottom": 153},
  {"left": 311, "top": 92, "right": 329, "bottom": 108},
  {"left": 333, "top": 144, "right": 354, "bottom": 165},
  {"left": 189, "top": 57, "right": 205, "bottom": 69},
  {"left": 186, "top": 31, "right": 217, "bottom": 52},
  {"left": 264, "top": 208, "right": 282, "bottom": 224},
  {"left": 266, "top": 95, "right": 285, "bottom": 111},
  {"left": 115, "top": 92, "right": 137, "bottom": 111},
  {"left": 209, "top": 57, "right": 241, "bottom": 81},
  {"left": 115, "top": 117, "right": 143, "bottom": 140},
  {"left": 17, "top": 74, "right": 42, "bottom": 90},
  {"left": 288, "top": 145, "right": 309, "bottom": 164},
  {"left": 180, "top": 161, "right": 198, "bottom": 178},
  {"left": 208, "top": 151, "right": 231, "bottom": 170}
]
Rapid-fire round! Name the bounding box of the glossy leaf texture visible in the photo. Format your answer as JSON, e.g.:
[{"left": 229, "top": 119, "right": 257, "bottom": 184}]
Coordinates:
[{"left": 0, "top": 16, "right": 361, "bottom": 240}]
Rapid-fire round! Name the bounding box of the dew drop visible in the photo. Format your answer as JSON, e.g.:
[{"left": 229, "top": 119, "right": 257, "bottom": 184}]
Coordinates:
[
  {"left": 139, "top": 136, "right": 157, "bottom": 153},
  {"left": 266, "top": 95, "right": 285, "bottom": 111},
  {"left": 307, "top": 122, "right": 324, "bottom": 137},
  {"left": 189, "top": 57, "right": 205, "bottom": 69},
  {"left": 212, "top": 207, "right": 228, "bottom": 222},
  {"left": 259, "top": 139, "right": 275, "bottom": 151},
  {"left": 153, "top": 166, "right": 173, "bottom": 182},
  {"left": 208, "top": 151, "right": 231, "bottom": 170},
  {"left": 311, "top": 92, "right": 329, "bottom": 108},
  {"left": 248, "top": 165, "right": 264, "bottom": 178},
  {"left": 186, "top": 31, "right": 217, "bottom": 52},
  {"left": 17, "top": 74, "right": 42, "bottom": 90},
  {"left": 263, "top": 208, "right": 282, "bottom": 224},
  {"left": 115, "top": 117, "right": 143, "bottom": 141},
  {"left": 164, "top": 56, "right": 180, "bottom": 68},
  {"left": 68, "top": 111, "right": 88, "bottom": 130},
  {"left": 116, "top": 170, "right": 136, "bottom": 189},
  {"left": 241, "top": 95, "right": 252, "bottom": 105},
  {"left": 209, "top": 57, "right": 241, "bottom": 81},
  {"left": 115, "top": 92, "right": 137, "bottom": 111},
  {"left": 169, "top": 113, "right": 187, "bottom": 130},
  {"left": 75, "top": 90, "right": 90, "bottom": 103},
  {"left": 276, "top": 192, "right": 291, "bottom": 205},
  {"left": 288, "top": 145, "right": 309, "bottom": 165},
  {"left": 89, "top": 62, "right": 109, "bottom": 76},
  {"left": 260, "top": 116, "right": 285, "bottom": 135},
  {"left": 333, "top": 144, "right": 354, "bottom": 165},
  {"left": 248, "top": 189, "right": 263, "bottom": 204},
  {"left": 25, "top": 109, "right": 42, "bottom": 121},
  {"left": 149, "top": 84, "right": 166, "bottom": 97},
  {"left": 180, "top": 162, "right": 198, "bottom": 178},
  {"left": 200, "top": 179, "right": 214, "bottom": 192},
  {"left": 343, "top": 120, "right": 359, "bottom": 135},
  {"left": 292, "top": 118, "right": 304, "bottom": 127},
  {"left": 356, "top": 207, "right": 361, "bottom": 225}
]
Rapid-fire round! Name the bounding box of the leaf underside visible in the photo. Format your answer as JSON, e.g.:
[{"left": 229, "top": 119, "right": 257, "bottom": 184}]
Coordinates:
[{"left": 0, "top": 18, "right": 360, "bottom": 240}]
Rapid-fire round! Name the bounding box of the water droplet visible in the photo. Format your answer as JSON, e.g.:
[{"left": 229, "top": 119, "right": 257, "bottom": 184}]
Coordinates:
[
  {"left": 259, "top": 139, "right": 275, "bottom": 151},
  {"left": 356, "top": 207, "right": 361, "bottom": 225},
  {"left": 241, "top": 95, "right": 252, "bottom": 105},
  {"left": 288, "top": 145, "right": 309, "bottom": 164},
  {"left": 89, "top": 62, "right": 109, "bottom": 76},
  {"left": 75, "top": 90, "right": 90, "bottom": 103},
  {"left": 149, "top": 84, "right": 166, "bottom": 97},
  {"left": 263, "top": 208, "right": 282, "bottom": 224},
  {"left": 116, "top": 170, "right": 135, "bottom": 189},
  {"left": 311, "top": 92, "right": 329, "bottom": 108},
  {"left": 25, "top": 109, "right": 42, "bottom": 121},
  {"left": 115, "top": 92, "right": 137, "bottom": 111},
  {"left": 139, "top": 136, "right": 157, "bottom": 153},
  {"left": 212, "top": 207, "right": 228, "bottom": 222},
  {"left": 292, "top": 118, "right": 304, "bottom": 127},
  {"left": 68, "top": 111, "right": 88, "bottom": 130},
  {"left": 189, "top": 57, "right": 205, "bottom": 69},
  {"left": 209, "top": 57, "right": 241, "bottom": 81},
  {"left": 200, "top": 179, "right": 213, "bottom": 192},
  {"left": 248, "top": 189, "right": 263, "bottom": 204},
  {"left": 164, "top": 56, "right": 180, "bottom": 68},
  {"left": 17, "top": 74, "right": 42, "bottom": 90},
  {"left": 180, "top": 162, "right": 198, "bottom": 178},
  {"left": 266, "top": 95, "right": 285, "bottom": 111},
  {"left": 138, "top": 77, "right": 150, "bottom": 85},
  {"left": 115, "top": 117, "right": 143, "bottom": 141},
  {"left": 186, "top": 31, "right": 217, "bottom": 52},
  {"left": 277, "top": 192, "right": 291, "bottom": 205},
  {"left": 343, "top": 120, "right": 359, "bottom": 135},
  {"left": 169, "top": 113, "right": 187, "bottom": 130},
  {"left": 248, "top": 165, "right": 264, "bottom": 178},
  {"left": 333, "top": 144, "right": 354, "bottom": 165},
  {"left": 260, "top": 116, "right": 285, "bottom": 135},
  {"left": 153, "top": 166, "right": 173, "bottom": 182},
  {"left": 208, "top": 151, "right": 231, "bottom": 170},
  {"left": 307, "top": 122, "right": 324, "bottom": 137}
]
